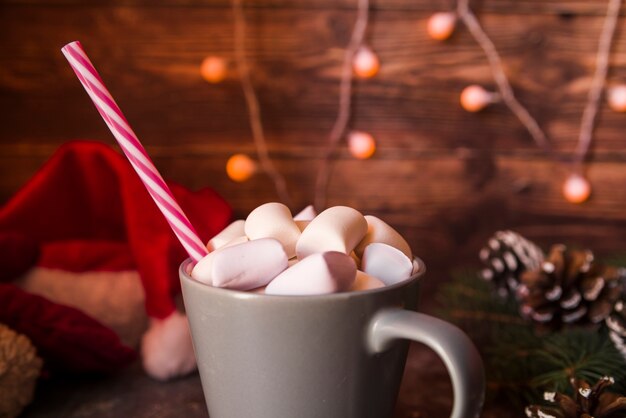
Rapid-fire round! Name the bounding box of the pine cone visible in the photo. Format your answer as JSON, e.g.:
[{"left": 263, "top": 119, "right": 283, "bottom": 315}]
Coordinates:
[
  {"left": 607, "top": 299, "right": 626, "bottom": 361},
  {"left": 0, "top": 323, "right": 42, "bottom": 418},
  {"left": 479, "top": 230, "right": 545, "bottom": 297},
  {"left": 517, "top": 245, "right": 625, "bottom": 329},
  {"left": 525, "top": 376, "right": 626, "bottom": 418}
]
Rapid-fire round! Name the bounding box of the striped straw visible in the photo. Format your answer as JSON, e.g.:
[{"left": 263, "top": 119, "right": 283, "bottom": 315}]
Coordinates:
[{"left": 62, "top": 41, "right": 208, "bottom": 262}]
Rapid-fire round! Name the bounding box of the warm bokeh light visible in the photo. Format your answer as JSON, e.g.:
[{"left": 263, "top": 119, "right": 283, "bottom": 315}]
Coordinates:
[
  {"left": 348, "top": 131, "right": 376, "bottom": 159},
  {"left": 353, "top": 46, "right": 380, "bottom": 79},
  {"left": 226, "top": 154, "right": 257, "bottom": 182},
  {"left": 200, "top": 56, "right": 227, "bottom": 84},
  {"left": 563, "top": 173, "right": 591, "bottom": 204},
  {"left": 460, "top": 85, "right": 494, "bottom": 112},
  {"left": 608, "top": 85, "right": 626, "bottom": 112},
  {"left": 427, "top": 12, "right": 456, "bottom": 41}
]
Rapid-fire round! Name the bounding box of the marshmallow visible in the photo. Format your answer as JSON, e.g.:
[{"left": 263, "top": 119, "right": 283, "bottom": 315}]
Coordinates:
[
  {"left": 265, "top": 252, "right": 357, "bottom": 295},
  {"left": 350, "top": 270, "right": 385, "bottom": 292},
  {"left": 192, "top": 235, "right": 252, "bottom": 285},
  {"left": 191, "top": 251, "right": 218, "bottom": 285},
  {"left": 245, "top": 202, "right": 301, "bottom": 258},
  {"left": 355, "top": 216, "right": 412, "bottom": 259},
  {"left": 350, "top": 251, "right": 361, "bottom": 269},
  {"left": 412, "top": 258, "right": 422, "bottom": 275},
  {"left": 251, "top": 286, "right": 267, "bottom": 294},
  {"left": 294, "top": 204, "right": 317, "bottom": 221},
  {"left": 296, "top": 206, "right": 368, "bottom": 260},
  {"left": 361, "top": 243, "right": 413, "bottom": 286},
  {"left": 207, "top": 220, "right": 245, "bottom": 251},
  {"left": 211, "top": 238, "right": 288, "bottom": 290}
]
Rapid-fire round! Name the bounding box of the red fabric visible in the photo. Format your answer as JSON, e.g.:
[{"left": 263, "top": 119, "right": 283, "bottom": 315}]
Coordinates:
[
  {"left": 0, "top": 140, "right": 232, "bottom": 319},
  {"left": 0, "top": 283, "right": 136, "bottom": 373},
  {"left": 0, "top": 140, "right": 231, "bottom": 373},
  {"left": 0, "top": 232, "right": 39, "bottom": 282}
]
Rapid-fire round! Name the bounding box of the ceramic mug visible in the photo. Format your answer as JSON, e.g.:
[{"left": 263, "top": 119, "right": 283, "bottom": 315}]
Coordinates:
[{"left": 180, "top": 258, "right": 484, "bottom": 418}]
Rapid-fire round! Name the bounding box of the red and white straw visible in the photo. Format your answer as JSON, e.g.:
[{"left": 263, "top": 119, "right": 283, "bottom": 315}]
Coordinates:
[{"left": 62, "top": 41, "right": 208, "bottom": 262}]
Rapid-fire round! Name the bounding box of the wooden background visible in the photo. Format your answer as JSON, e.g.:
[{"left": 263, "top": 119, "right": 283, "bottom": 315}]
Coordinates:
[{"left": 2, "top": 0, "right": 626, "bottom": 417}]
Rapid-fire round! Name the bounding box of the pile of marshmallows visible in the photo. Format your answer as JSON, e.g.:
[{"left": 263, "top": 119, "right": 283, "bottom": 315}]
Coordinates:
[{"left": 190, "top": 203, "right": 417, "bottom": 295}]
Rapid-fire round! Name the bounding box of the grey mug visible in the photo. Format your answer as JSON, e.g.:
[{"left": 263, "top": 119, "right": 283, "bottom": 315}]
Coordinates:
[{"left": 180, "top": 258, "right": 484, "bottom": 418}]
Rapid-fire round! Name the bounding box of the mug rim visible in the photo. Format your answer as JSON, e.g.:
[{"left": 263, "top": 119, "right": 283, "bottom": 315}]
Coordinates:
[{"left": 179, "top": 256, "right": 426, "bottom": 302}]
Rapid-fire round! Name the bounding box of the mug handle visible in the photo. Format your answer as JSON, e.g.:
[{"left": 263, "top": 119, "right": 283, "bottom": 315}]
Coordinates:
[{"left": 368, "top": 308, "right": 485, "bottom": 418}]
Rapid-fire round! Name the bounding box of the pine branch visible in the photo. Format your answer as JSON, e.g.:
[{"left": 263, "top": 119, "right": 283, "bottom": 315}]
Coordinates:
[{"left": 438, "top": 272, "right": 626, "bottom": 407}]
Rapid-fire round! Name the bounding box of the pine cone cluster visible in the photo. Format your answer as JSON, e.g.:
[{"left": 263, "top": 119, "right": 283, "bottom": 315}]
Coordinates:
[
  {"left": 607, "top": 300, "right": 626, "bottom": 360},
  {"left": 0, "top": 323, "right": 42, "bottom": 418},
  {"left": 479, "top": 230, "right": 545, "bottom": 297},
  {"left": 517, "top": 245, "right": 626, "bottom": 330},
  {"left": 525, "top": 376, "right": 626, "bottom": 418}
]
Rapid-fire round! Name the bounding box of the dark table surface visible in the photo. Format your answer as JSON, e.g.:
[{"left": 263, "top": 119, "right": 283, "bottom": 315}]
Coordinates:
[{"left": 21, "top": 343, "right": 509, "bottom": 418}]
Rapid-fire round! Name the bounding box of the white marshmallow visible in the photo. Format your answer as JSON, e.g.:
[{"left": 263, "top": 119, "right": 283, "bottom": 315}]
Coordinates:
[
  {"left": 361, "top": 242, "right": 413, "bottom": 286},
  {"left": 212, "top": 238, "right": 288, "bottom": 290},
  {"left": 191, "top": 251, "right": 218, "bottom": 285},
  {"left": 293, "top": 204, "right": 317, "bottom": 221},
  {"left": 222, "top": 235, "right": 249, "bottom": 248},
  {"left": 355, "top": 216, "right": 412, "bottom": 259},
  {"left": 207, "top": 220, "right": 245, "bottom": 251},
  {"left": 191, "top": 236, "right": 250, "bottom": 285},
  {"left": 296, "top": 206, "right": 368, "bottom": 260},
  {"left": 265, "top": 252, "right": 356, "bottom": 295},
  {"left": 350, "top": 270, "right": 385, "bottom": 292},
  {"left": 245, "top": 202, "right": 301, "bottom": 258}
]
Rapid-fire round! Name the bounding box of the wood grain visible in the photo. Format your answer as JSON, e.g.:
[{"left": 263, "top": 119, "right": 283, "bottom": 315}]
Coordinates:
[
  {"left": 3, "top": 7, "right": 626, "bottom": 153},
  {"left": 2, "top": 2, "right": 626, "bottom": 416},
  {"left": 0, "top": 0, "right": 623, "bottom": 16}
]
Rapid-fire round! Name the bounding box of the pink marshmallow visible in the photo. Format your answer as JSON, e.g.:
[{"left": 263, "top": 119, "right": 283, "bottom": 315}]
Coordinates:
[
  {"left": 211, "top": 238, "right": 288, "bottom": 290},
  {"left": 265, "top": 251, "right": 356, "bottom": 295}
]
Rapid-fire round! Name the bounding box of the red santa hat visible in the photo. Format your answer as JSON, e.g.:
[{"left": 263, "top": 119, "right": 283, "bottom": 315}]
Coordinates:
[{"left": 0, "top": 140, "right": 231, "bottom": 379}]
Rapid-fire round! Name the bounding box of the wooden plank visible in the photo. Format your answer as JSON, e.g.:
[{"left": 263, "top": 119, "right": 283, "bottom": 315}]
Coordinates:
[
  {"left": 0, "top": 0, "right": 620, "bottom": 16},
  {"left": 3, "top": 148, "right": 625, "bottom": 224},
  {"left": 2, "top": 8, "right": 626, "bottom": 154}
]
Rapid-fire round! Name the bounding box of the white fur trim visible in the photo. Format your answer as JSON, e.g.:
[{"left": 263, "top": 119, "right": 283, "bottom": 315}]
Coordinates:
[{"left": 141, "top": 311, "right": 197, "bottom": 381}]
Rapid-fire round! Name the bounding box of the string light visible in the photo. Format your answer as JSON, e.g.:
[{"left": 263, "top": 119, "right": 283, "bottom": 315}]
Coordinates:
[
  {"left": 231, "top": 0, "right": 293, "bottom": 206},
  {"left": 563, "top": 174, "right": 591, "bottom": 204},
  {"left": 460, "top": 85, "right": 497, "bottom": 112},
  {"left": 316, "top": 0, "right": 370, "bottom": 210},
  {"left": 200, "top": 56, "right": 227, "bottom": 83},
  {"left": 608, "top": 85, "right": 626, "bottom": 112},
  {"left": 353, "top": 46, "right": 380, "bottom": 79},
  {"left": 451, "top": 0, "right": 622, "bottom": 204},
  {"left": 427, "top": 12, "right": 457, "bottom": 41},
  {"left": 348, "top": 131, "right": 376, "bottom": 159},
  {"left": 226, "top": 154, "right": 257, "bottom": 182}
]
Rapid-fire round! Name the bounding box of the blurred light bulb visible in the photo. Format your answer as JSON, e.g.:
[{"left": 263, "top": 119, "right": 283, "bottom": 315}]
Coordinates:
[
  {"left": 348, "top": 131, "right": 376, "bottom": 159},
  {"left": 427, "top": 12, "right": 457, "bottom": 41},
  {"left": 563, "top": 173, "right": 591, "bottom": 204},
  {"left": 460, "top": 85, "right": 496, "bottom": 112},
  {"left": 201, "top": 56, "right": 227, "bottom": 83},
  {"left": 226, "top": 154, "right": 257, "bottom": 182},
  {"left": 353, "top": 46, "right": 380, "bottom": 79},
  {"left": 608, "top": 85, "right": 626, "bottom": 112}
]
